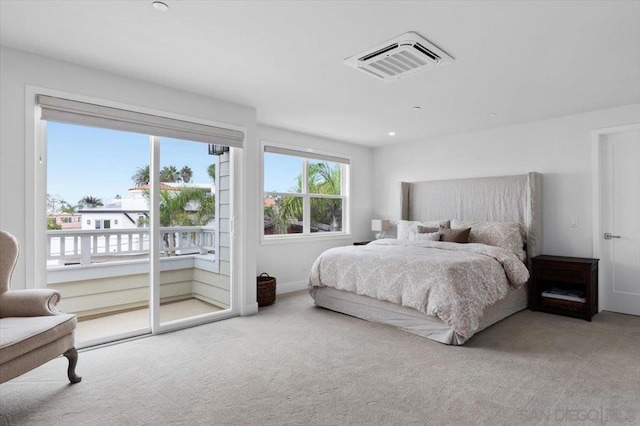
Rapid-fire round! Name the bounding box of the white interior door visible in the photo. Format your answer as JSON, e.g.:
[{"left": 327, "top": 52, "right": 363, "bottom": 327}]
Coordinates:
[{"left": 599, "top": 127, "right": 640, "bottom": 316}]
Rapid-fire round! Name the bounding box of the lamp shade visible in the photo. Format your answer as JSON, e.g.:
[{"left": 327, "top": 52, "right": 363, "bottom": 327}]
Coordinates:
[{"left": 371, "top": 219, "right": 390, "bottom": 232}]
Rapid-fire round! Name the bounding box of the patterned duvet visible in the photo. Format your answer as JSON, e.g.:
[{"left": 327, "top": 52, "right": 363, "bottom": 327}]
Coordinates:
[{"left": 308, "top": 239, "right": 530, "bottom": 339}]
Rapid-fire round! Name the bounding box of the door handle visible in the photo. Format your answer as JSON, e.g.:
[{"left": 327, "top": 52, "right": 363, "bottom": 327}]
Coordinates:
[{"left": 604, "top": 233, "right": 621, "bottom": 240}]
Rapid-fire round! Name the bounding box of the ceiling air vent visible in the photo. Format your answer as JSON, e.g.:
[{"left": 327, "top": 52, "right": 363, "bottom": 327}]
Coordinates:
[{"left": 344, "top": 31, "right": 454, "bottom": 82}]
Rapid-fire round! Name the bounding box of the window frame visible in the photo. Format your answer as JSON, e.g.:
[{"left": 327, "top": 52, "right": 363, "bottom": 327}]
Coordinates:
[{"left": 261, "top": 140, "right": 351, "bottom": 243}]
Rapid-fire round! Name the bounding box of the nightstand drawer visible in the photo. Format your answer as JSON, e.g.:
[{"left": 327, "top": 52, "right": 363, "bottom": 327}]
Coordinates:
[{"left": 535, "top": 266, "right": 585, "bottom": 283}]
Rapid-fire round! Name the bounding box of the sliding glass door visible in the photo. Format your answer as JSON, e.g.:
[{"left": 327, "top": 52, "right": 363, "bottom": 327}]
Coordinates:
[
  {"left": 46, "top": 122, "right": 152, "bottom": 345},
  {"left": 40, "top": 99, "right": 238, "bottom": 346},
  {"left": 157, "top": 138, "right": 230, "bottom": 326}
]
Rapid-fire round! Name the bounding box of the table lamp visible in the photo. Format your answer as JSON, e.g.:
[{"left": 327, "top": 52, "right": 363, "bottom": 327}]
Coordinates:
[{"left": 371, "top": 219, "right": 390, "bottom": 239}]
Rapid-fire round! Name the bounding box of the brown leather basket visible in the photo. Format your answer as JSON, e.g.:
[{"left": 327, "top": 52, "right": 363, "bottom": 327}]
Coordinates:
[{"left": 257, "top": 273, "right": 276, "bottom": 307}]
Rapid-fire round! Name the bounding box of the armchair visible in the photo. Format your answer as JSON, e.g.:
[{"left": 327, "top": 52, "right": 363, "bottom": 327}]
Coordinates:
[{"left": 0, "top": 230, "right": 81, "bottom": 384}]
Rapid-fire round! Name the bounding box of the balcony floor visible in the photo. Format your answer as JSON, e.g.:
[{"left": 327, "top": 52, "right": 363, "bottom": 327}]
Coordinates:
[{"left": 76, "top": 298, "right": 223, "bottom": 343}]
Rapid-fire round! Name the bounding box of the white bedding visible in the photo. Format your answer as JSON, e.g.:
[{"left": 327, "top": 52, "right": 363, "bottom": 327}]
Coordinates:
[
  {"left": 308, "top": 239, "right": 530, "bottom": 339},
  {"left": 311, "top": 285, "right": 528, "bottom": 345}
]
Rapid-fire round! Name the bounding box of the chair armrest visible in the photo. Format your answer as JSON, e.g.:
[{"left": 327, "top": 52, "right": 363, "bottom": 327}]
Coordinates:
[{"left": 0, "top": 289, "right": 62, "bottom": 317}]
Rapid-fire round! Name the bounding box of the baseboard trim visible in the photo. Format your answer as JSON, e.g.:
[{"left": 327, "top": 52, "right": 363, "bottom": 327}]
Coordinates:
[{"left": 277, "top": 280, "right": 307, "bottom": 295}]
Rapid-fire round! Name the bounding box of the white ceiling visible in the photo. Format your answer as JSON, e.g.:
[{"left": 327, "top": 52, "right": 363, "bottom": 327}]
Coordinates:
[{"left": 1, "top": 1, "right": 639, "bottom": 147}]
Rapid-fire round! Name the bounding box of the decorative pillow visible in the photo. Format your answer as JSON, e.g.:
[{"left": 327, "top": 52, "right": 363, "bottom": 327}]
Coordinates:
[
  {"left": 440, "top": 227, "right": 471, "bottom": 243},
  {"left": 417, "top": 226, "right": 440, "bottom": 234},
  {"left": 397, "top": 219, "right": 450, "bottom": 240},
  {"left": 408, "top": 231, "right": 441, "bottom": 241},
  {"left": 451, "top": 219, "right": 525, "bottom": 260}
]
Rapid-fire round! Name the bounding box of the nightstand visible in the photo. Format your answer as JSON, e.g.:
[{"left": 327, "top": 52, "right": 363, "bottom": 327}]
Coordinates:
[
  {"left": 353, "top": 241, "right": 372, "bottom": 246},
  {"left": 531, "top": 255, "right": 599, "bottom": 321}
]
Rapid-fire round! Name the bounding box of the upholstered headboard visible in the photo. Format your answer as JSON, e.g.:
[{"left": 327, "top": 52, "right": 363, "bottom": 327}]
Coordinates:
[{"left": 400, "top": 172, "right": 542, "bottom": 262}]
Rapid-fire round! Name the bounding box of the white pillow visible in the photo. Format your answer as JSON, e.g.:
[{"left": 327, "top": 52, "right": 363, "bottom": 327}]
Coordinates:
[
  {"left": 397, "top": 219, "right": 450, "bottom": 240},
  {"left": 451, "top": 219, "right": 526, "bottom": 261},
  {"left": 408, "top": 231, "right": 441, "bottom": 241}
]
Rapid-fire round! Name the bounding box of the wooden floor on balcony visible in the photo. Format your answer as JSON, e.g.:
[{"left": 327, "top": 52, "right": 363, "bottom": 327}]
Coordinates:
[{"left": 76, "top": 298, "right": 224, "bottom": 343}]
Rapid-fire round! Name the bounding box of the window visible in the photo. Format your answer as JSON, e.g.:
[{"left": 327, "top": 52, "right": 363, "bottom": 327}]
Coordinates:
[
  {"left": 263, "top": 144, "right": 349, "bottom": 238},
  {"left": 104, "top": 220, "right": 111, "bottom": 229},
  {"left": 95, "top": 220, "right": 102, "bottom": 230}
]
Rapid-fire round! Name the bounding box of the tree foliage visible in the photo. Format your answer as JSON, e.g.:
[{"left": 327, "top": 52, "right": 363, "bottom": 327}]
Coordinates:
[
  {"left": 308, "top": 162, "right": 342, "bottom": 229},
  {"left": 180, "top": 166, "right": 193, "bottom": 183},
  {"left": 78, "top": 196, "right": 104, "bottom": 208},
  {"left": 132, "top": 164, "right": 198, "bottom": 185},
  {"left": 60, "top": 202, "right": 80, "bottom": 214},
  {"left": 132, "top": 165, "right": 215, "bottom": 229},
  {"left": 269, "top": 161, "right": 342, "bottom": 234},
  {"left": 132, "top": 165, "right": 150, "bottom": 186},
  {"left": 47, "top": 217, "right": 62, "bottom": 230},
  {"left": 157, "top": 188, "right": 214, "bottom": 227},
  {"left": 159, "top": 165, "right": 180, "bottom": 183}
]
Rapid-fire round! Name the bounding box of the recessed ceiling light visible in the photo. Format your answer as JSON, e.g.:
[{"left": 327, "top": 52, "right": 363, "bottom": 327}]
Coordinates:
[
  {"left": 152, "top": 1, "right": 169, "bottom": 12},
  {"left": 388, "top": 132, "right": 396, "bottom": 136}
]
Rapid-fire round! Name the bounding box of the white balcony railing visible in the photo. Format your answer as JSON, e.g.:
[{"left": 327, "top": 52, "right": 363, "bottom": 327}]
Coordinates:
[{"left": 47, "top": 226, "right": 215, "bottom": 266}]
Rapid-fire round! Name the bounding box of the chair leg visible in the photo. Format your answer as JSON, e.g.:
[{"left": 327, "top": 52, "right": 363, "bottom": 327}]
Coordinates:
[{"left": 63, "top": 347, "right": 82, "bottom": 384}]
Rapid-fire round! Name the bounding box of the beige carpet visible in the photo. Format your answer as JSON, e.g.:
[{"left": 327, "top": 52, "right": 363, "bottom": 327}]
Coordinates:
[{"left": 1, "top": 291, "right": 638, "bottom": 425}]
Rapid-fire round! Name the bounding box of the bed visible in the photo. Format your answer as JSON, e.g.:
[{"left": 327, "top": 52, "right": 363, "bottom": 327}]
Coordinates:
[{"left": 308, "top": 172, "right": 542, "bottom": 345}]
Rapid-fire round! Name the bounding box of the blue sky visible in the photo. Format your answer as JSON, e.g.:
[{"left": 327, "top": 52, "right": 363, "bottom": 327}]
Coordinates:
[
  {"left": 263, "top": 153, "right": 302, "bottom": 193},
  {"left": 47, "top": 122, "right": 216, "bottom": 205},
  {"left": 47, "top": 122, "right": 300, "bottom": 205}
]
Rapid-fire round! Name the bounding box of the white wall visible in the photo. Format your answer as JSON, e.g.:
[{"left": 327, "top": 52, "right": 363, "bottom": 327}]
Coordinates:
[
  {"left": 81, "top": 212, "right": 130, "bottom": 230},
  {"left": 0, "top": 46, "right": 258, "bottom": 314},
  {"left": 373, "top": 104, "right": 640, "bottom": 258},
  {"left": 256, "top": 125, "right": 374, "bottom": 293}
]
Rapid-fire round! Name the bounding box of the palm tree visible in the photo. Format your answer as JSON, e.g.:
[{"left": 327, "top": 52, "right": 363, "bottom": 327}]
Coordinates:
[
  {"left": 179, "top": 166, "right": 193, "bottom": 183},
  {"left": 60, "top": 201, "right": 79, "bottom": 214},
  {"left": 138, "top": 188, "right": 214, "bottom": 225},
  {"left": 159, "top": 188, "right": 214, "bottom": 227},
  {"left": 207, "top": 163, "right": 216, "bottom": 183},
  {"left": 308, "top": 162, "right": 341, "bottom": 195},
  {"left": 158, "top": 188, "right": 215, "bottom": 254},
  {"left": 271, "top": 161, "right": 341, "bottom": 233},
  {"left": 160, "top": 165, "right": 180, "bottom": 183},
  {"left": 308, "top": 162, "right": 342, "bottom": 229},
  {"left": 132, "top": 165, "right": 150, "bottom": 186},
  {"left": 78, "top": 196, "right": 103, "bottom": 208}
]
